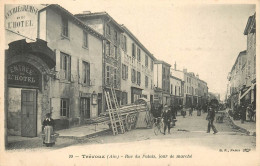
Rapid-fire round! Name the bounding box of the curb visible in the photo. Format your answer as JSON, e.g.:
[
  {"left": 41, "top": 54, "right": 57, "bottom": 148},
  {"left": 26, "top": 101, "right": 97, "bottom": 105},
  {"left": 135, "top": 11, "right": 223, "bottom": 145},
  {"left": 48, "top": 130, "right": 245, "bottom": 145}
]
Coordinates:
[{"left": 227, "top": 116, "right": 256, "bottom": 136}]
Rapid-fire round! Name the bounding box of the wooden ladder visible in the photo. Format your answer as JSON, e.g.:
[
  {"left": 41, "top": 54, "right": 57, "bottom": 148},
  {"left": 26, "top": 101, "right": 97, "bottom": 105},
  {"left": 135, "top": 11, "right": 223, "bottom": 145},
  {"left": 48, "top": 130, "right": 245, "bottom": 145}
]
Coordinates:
[
  {"left": 110, "top": 87, "right": 125, "bottom": 134},
  {"left": 104, "top": 90, "right": 118, "bottom": 135}
]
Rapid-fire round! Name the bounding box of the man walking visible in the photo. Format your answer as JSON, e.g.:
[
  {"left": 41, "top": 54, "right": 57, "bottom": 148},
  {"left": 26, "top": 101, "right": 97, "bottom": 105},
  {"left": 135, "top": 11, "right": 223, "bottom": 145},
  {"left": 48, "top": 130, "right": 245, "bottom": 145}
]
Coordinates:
[
  {"left": 206, "top": 107, "right": 218, "bottom": 134},
  {"left": 162, "top": 104, "right": 171, "bottom": 135}
]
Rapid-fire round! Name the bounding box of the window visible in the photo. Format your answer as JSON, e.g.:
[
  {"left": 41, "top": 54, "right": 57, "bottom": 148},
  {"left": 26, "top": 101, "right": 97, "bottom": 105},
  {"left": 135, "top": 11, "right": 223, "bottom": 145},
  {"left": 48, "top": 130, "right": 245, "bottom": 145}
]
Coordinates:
[
  {"left": 113, "top": 68, "right": 117, "bottom": 87},
  {"left": 137, "top": 71, "right": 141, "bottom": 85},
  {"left": 131, "top": 69, "right": 136, "bottom": 83},
  {"left": 114, "top": 30, "right": 117, "bottom": 42},
  {"left": 80, "top": 98, "right": 90, "bottom": 118},
  {"left": 60, "top": 98, "right": 69, "bottom": 117},
  {"left": 132, "top": 43, "right": 136, "bottom": 58},
  {"left": 60, "top": 52, "right": 71, "bottom": 81},
  {"left": 175, "top": 86, "right": 177, "bottom": 95},
  {"left": 145, "top": 55, "right": 148, "bottom": 67},
  {"left": 62, "top": 16, "right": 69, "bottom": 37},
  {"left": 171, "top": 84, "right": 173, "bottom": 94},
  {"left": 83, "top": 31, "right": 88, "bottom": 48},
  {"left": 137, "top": 48, "right": 141, "bottom": 62},
  {"left": 106, "top": 42, "right": 111, "bottom": 56},
  {"left": 114, "top": 46, "right": 117, "bottom": 59},
  {"left": 145, "top": 76, "right": 148, "bottom": 88},
  {"left": 124, "top": 36, "right": 127, "bottom": 51},
  {"left": 179, "top": 87, "right": 181, "bottom": 96},
  {"left": 151, "top": 60, "right": 153, "bottom": 71},
  {"left": 122, "top": 64, "right": 128, "bottom": 80},
  {"left": 106, "top": 65, "right": 110, "bottom": 84},
  {"left": 82, "top": 61, "right": 90, "bottom": 85},
  {"left": 106, "top": 24, "right": 111, "bottom": 35}
]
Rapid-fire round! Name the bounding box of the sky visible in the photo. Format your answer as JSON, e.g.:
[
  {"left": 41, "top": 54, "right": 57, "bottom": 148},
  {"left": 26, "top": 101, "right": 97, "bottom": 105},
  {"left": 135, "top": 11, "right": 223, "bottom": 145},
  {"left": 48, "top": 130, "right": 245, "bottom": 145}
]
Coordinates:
[{"left": 61, "top": 0, "right": 256, "bottom": 100}]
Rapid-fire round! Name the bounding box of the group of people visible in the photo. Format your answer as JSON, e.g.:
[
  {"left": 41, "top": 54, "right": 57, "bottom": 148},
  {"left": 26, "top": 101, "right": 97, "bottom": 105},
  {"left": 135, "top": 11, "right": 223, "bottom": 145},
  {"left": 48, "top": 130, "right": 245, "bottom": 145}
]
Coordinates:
[
  {"left": 232, "top": 101, "right": 256, "bottom": 123},
  {"left": 151, "top": 103, "right": 178, "bottom": 135}
]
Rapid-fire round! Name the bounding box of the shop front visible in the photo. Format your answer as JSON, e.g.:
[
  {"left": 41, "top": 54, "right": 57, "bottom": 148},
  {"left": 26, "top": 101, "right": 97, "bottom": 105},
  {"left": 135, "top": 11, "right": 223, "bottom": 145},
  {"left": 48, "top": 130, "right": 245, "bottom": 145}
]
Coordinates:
[{"left": 6, "top": 39, "right": 55, "bottom": 137}]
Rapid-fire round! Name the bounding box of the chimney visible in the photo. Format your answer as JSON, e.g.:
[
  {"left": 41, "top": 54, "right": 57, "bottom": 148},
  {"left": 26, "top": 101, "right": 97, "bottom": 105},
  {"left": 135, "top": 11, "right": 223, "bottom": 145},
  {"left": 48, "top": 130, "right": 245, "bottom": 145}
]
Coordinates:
[
  {"left": 174, "top": 61, "right": 177, "bottom": 71},
  {"left": 83, "top": 11, "right": 91, "bottom": 14}
]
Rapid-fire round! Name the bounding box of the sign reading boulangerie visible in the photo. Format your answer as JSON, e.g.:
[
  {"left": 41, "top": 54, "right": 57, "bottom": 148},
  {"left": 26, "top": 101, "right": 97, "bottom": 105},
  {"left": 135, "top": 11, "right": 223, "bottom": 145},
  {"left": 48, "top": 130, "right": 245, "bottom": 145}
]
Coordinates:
[{"left": 7, "top": 62, "right": 40, "bottom": 88}]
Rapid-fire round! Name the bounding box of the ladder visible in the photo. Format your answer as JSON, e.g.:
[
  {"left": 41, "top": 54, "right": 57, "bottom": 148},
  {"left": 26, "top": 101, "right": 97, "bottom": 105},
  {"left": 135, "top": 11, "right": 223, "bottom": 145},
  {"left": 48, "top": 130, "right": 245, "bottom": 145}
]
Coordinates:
[
  {"left": 104, "top": 90, "right": 118, "bottom": 135},
  {"left": 110, "top": 86, "right": 125, "bottom": 134}
]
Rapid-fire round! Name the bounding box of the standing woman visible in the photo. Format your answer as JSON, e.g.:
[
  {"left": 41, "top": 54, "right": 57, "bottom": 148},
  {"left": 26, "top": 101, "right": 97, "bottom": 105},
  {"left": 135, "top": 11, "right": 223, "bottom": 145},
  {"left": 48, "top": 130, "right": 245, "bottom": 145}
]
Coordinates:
[{"left": 42, "top": 113, "right": 55, "bottom": 147}]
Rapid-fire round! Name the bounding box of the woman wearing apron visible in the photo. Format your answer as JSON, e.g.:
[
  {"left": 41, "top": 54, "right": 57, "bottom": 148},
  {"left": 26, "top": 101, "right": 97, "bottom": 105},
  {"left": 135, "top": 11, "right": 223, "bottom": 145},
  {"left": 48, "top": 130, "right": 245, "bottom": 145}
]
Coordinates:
[{"left": 42, "top": 113, "right": 55, "bottom": 147}]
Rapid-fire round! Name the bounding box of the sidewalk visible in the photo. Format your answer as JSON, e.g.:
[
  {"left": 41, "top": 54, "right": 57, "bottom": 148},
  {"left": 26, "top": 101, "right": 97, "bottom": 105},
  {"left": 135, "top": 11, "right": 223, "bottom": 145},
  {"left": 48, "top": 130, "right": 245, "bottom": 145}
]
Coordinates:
[
  {"left": 56, "top": 123, "right": 110, "bottom": 139},
  {"left": 226, "top": 109, "right": 256, "bottom": 136}
]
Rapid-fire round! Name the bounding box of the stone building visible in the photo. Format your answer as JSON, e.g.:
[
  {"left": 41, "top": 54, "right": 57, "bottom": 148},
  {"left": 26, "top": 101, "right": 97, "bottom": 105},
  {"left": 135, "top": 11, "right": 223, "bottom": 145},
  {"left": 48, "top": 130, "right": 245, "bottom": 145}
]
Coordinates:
[
  {"left": 75, "top": 11, "right": 124, "bottom": 109},
  {"left": 120, "top": 25, "right": 155, "bottom": 104},
  {"left": 5, "top": 4, "right": 105, "bottom": 137},
  {"left": 170, "top": 75, "right": 184, "bottom": 106},
  {"left": 154, "top": 60, "right": 171, "bottom": 105},
  {"left": 171, "top": 65, "right": 208, "bottom": 108}
]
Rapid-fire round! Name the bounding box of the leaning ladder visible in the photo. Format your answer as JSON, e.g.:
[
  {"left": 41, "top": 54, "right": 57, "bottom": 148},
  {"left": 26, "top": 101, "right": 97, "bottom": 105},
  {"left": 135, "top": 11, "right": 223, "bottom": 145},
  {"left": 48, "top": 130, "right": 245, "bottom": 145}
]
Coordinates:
[
  {"left": 110, "top": 87, "right": 125, "bottom": 134},
  {"left": 104, "top": 90, "right": 118, "bottom": 135}
]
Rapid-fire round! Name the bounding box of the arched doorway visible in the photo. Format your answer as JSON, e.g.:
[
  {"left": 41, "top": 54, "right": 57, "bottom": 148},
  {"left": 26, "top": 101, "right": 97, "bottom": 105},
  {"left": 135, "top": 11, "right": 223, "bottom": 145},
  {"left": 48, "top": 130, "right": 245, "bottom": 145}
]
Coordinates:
[{"left": 6, "top": 39, "right": 55, "bottom": 137}]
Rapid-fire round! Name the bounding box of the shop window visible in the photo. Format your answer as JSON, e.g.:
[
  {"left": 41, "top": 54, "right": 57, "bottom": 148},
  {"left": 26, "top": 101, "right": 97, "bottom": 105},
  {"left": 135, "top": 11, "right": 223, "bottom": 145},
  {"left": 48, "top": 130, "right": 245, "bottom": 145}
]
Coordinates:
[
  {"left": 82, "top": 61, "right": 90, "bottom": 85},
  {"left": 60, "top": 98, "right": 69, "bottom": 117},
  {"left": 60, "top": 52, "right": 71, "bottom": 81},
  {"left": 61, "top": 16, "right": 69, "bottom": 37}
]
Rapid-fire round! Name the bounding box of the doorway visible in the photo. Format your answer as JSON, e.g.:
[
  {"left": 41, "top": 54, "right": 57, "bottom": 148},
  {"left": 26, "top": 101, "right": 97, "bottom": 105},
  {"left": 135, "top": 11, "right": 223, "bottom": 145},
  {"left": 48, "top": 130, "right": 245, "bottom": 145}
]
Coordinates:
[{"left": 21, "top": 90, "right": 37, "bottom": 137}]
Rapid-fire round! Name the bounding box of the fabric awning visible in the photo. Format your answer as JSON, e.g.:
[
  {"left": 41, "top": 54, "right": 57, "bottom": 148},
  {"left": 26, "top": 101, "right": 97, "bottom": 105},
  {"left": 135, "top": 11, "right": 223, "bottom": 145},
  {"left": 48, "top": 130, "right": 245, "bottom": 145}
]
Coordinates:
[{"left": 240, "top": 83, "right": 256, "bottom": 100}]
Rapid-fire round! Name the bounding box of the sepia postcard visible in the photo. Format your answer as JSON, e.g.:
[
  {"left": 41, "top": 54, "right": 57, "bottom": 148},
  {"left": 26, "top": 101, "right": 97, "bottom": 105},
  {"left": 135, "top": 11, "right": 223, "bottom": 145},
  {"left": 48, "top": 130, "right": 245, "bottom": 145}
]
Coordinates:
[{"left": 0, "top": 0, "right": 259, "bottom": 165}]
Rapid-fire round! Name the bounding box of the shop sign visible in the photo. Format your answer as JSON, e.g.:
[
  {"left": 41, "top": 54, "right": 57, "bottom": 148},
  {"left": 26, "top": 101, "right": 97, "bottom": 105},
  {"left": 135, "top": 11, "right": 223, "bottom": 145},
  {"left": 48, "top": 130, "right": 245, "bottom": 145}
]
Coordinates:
[{"left": 7, "top": 62, "right": 40, "bottom": 88}]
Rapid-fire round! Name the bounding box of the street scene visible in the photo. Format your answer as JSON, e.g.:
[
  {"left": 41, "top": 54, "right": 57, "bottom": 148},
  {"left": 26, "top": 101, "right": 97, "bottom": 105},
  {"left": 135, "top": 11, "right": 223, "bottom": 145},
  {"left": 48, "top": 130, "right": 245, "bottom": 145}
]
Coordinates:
[{"left": 2, "top": 1, "right": 258, "bottom": 166}]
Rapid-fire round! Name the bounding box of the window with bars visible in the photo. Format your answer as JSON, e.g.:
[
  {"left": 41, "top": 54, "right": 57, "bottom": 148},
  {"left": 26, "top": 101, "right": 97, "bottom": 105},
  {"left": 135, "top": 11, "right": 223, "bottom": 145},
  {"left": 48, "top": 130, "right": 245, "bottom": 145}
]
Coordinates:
[
  {"left": 61, "top": 16, "right": 69, "bottom": 37},
  {"left": 82, "top": 61, "right": 90, "bottom": 85},
  {"left": 60, "top": 98, "right": 69, "bottom": 117},
  {"left": 60, "top": 52, "right": 71, "bottom": 81}
]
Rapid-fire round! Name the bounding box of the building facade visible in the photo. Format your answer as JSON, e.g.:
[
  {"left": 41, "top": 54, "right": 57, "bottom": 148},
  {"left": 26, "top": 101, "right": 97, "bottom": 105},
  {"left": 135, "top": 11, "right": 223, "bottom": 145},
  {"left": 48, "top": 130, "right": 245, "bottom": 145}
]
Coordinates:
[
  {"left": 120, "top": 26, "right": 155, "bottom": 104},
  {"left": 5, "top": 4, "right": 106, "bottom": 137},
  {"left": 170, "top": 75, "right": 184, "bottom": 106},
  {"left": 154, "top": 60, "right": 171, "bottom": 105}
]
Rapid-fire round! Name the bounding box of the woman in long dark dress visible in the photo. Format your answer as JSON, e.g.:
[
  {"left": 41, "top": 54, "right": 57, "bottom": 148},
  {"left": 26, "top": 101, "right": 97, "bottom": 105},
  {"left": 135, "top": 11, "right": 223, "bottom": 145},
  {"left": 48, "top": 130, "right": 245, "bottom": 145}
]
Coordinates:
[{"left": 42, "top": 113, "right": 55, "bottom": 147}]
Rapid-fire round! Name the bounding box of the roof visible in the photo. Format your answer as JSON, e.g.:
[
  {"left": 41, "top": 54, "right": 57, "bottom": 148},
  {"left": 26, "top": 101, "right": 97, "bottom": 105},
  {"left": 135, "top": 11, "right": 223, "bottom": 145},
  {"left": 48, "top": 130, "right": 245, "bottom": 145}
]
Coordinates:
[
  {"left": 170, "top": 75, "right": 182, "bottom": 81},
  {"left": 230, "top": 50, "right": 247, "bottom": 72},
  {"left": 75, "top": 12, "right": 124, "bottom": 32},
  {"left": 121, "top": 25, "right": 156, "bottom": 60},
  {"left": 39, "top": 4, "right": 106, "bottom": 40},
  {"left": 154, "top": 59, "right": 171, "bottom": 67},
  {"left": 244, "top": 13, "right": 256, "bottom": 35}
]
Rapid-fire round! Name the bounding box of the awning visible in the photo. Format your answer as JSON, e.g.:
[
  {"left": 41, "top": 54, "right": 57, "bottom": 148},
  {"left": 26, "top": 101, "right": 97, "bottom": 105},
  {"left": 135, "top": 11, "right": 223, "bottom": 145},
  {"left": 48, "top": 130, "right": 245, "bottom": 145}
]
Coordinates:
[
  {"left": 7, "top": 39, "right": 56, "bottom": 69},
  {"left": 240, "top": 83, "right": 256, "bottom": 100}
]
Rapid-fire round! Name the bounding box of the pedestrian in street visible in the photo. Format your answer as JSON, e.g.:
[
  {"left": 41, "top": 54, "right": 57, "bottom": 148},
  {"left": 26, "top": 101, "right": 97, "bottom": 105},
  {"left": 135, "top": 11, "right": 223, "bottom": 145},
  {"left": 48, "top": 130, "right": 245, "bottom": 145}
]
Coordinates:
[
  {"left": 206, "top": 107, "right": 218, "bottom": 134},
  {"left": 189, "top": 106, "right": 193, "bottom": 116},
  {"left": 42, "top": 113, "right": 56, "bottom": 147},
  {"left": 181, "top": 105, "right": 186, "bottom": 118},
  {"left": 162, "top": 104, "right": 171, "bottom": 135},
  {"left": 240, "top": 103, "right": 246, "bottom": 124}
]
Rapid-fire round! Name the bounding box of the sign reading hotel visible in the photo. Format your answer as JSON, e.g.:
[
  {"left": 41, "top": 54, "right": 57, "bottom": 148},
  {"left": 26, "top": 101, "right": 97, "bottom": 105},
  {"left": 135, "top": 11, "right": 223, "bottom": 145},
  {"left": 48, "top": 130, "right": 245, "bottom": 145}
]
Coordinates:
[
  {"left": 5, "top": 5, "right": 43, "bottom": 40},
  {"left": 7, "top": 62, "right": 40, "bottom": 89}
]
